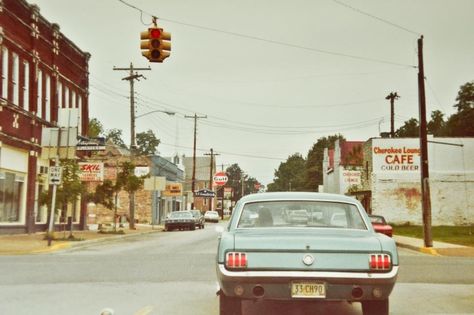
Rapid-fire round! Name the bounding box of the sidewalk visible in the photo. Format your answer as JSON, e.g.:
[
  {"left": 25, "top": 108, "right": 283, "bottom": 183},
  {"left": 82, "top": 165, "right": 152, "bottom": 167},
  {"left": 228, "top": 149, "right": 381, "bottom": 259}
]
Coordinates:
[
  {"left": 0, "top": 224, "right": 163, "bottom": 255},
  {"left": 394, "top": 234, "right": 474, "bottom": 257}
]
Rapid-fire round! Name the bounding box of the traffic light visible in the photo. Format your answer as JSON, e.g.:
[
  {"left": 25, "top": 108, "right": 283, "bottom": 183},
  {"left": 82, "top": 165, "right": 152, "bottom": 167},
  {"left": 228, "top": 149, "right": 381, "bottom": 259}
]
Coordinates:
[{"left": 140, "top": 27, "right": 171, "bottom": 63}]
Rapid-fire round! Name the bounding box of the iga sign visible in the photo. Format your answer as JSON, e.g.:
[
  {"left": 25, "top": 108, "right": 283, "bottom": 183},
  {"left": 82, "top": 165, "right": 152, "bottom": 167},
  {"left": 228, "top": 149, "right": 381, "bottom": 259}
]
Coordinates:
[
  {"left": 372, "top": 140, "right": 420, "bottom": 172},
  {"left": 79, "top": 162, "right": 104, "bottom": 182}
]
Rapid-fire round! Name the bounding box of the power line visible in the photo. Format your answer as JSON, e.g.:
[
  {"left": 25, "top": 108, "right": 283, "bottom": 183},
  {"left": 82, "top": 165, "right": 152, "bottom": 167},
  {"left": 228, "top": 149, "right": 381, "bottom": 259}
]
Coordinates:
[
  {"left": 116, "top": 0, "right": 415, "bottom": 68},
  {"left": 331, "top": 0, "right": 421, "bottom": 36}
]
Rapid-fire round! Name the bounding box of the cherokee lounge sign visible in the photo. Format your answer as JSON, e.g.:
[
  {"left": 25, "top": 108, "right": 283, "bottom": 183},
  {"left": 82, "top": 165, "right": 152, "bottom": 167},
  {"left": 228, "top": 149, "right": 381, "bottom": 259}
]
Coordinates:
[{"left": 373, "top": 141, "right": 421, "bottom": 172}]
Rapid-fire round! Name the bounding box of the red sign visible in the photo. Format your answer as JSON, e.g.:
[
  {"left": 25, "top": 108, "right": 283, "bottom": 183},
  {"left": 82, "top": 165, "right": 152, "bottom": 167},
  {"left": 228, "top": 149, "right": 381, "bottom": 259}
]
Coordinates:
[{"left": 213, "top": 171, "right": 228, "bottom": 186}]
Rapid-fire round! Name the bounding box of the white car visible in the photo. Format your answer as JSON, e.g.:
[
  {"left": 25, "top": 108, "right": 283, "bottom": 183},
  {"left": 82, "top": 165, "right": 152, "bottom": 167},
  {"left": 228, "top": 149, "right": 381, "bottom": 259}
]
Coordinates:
[{"left": 204, "top": 210, "right": 219, "bottom": 223}]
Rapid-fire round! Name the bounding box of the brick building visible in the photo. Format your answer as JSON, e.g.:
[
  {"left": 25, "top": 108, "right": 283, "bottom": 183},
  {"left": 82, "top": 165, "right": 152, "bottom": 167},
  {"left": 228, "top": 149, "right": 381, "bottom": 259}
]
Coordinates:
[{"left": 0, "top": 0, "right": 90, "bottom": 233}]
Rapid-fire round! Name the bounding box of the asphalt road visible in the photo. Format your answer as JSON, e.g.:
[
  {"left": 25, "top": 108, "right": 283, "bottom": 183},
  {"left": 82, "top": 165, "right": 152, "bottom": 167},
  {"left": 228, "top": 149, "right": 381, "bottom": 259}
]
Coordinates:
[{"left": 0, "top": 223, "right": 473, "bottom": 315}]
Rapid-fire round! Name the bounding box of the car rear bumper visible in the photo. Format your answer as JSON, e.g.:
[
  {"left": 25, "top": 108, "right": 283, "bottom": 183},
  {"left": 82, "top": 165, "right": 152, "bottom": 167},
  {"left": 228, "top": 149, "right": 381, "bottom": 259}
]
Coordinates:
[
  {"left": 165, "top": 222, "right": 194, "bottom": 229},
  {"left": 217, "top": 264, "right": 398, "bottom": 301}
]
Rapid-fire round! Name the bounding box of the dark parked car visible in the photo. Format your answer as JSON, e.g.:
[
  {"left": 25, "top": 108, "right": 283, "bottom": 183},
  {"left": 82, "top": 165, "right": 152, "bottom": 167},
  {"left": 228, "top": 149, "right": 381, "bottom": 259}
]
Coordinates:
[
  {"left": 164, "top": 211, "right": 196, "bottom": 231},
  {"left": 216, "top": 192, "right": 399, "bottom": 315},
  {"left": 190, "top": 210, "right": 205, "bottom": 229},
  {"left": 369, "top": 214, "right": 393, "bottom": 237}
]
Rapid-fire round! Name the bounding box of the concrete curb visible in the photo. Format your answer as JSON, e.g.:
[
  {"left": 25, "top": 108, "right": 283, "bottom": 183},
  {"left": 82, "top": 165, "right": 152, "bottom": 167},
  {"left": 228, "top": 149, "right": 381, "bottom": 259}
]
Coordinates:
[
  {"left": 65, "top": 228, "right": 163, "bottom": 252},
  {"left": 0, "top": 228, "right": 163, "bottom": 255},
  {"left": 396, "top": 241, "right": 441, "bottom": 256}
]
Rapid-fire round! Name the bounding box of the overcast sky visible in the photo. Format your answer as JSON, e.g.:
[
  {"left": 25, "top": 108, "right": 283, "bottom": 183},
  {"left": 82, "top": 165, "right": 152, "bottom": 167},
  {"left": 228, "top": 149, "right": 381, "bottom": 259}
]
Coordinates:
[{"left": 31, "top": 0, "right": 474, "bottom": 185}]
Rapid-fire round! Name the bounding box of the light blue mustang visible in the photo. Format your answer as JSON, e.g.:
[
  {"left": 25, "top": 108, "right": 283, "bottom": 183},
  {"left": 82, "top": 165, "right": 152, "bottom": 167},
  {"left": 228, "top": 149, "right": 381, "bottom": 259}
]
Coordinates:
[{"left": 216, "top": 192, "right": 398, "bottom": 315}]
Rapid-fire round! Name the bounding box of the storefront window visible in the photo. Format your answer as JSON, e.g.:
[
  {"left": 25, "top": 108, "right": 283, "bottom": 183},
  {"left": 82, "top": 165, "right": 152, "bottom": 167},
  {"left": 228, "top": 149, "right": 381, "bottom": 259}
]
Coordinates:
[
  {"left": 35, "top": 183, "right": 47, "bottom": 223},
  {"left": 0, "top": 172, "right": 24, "bottom": 223}
]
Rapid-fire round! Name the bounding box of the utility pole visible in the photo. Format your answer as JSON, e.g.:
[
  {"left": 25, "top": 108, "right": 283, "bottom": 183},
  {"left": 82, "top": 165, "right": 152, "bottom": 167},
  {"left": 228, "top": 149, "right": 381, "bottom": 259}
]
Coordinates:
[
  {"left": 185, "top": 113, "right": 207, "bottom": 208},
  {"left": 385, "top": 92, "right": 400, "bottom": 138},
  {"left": 113, "top": 63, "right": 151, "bottom": 150},
  {"left": 204, "top": 148, "right": 220, "bottom": 211},
  {"left": 113, "top": 63, "right": 150, "bottom": 229},
  {"left": 417, "top": 35, "right": 433, "bottom": 247}
]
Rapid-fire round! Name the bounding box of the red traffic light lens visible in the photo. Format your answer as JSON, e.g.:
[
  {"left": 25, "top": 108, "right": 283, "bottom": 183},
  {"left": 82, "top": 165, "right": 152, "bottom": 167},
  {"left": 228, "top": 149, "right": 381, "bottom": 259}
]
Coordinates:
[{"left": 150, "top": 28, "right": 161, "bottom": 38}]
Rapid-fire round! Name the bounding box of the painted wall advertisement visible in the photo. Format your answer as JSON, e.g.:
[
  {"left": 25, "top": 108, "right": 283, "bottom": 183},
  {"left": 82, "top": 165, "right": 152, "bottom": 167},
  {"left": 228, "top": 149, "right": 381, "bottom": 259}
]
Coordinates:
[
  {"left": 372, "top": 139, "right": 421, "bottom": 172},
  {"left": 342, "top": 170, "right": 361, "bottom": 185},
  {"left": 78, "top": 162, "right": 104, "bottom": 182}
]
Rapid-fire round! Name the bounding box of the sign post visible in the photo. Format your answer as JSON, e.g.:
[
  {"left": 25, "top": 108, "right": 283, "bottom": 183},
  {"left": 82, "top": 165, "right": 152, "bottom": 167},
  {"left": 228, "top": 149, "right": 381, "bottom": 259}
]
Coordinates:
[{"left": 47, "top": 166, "right": 62, "bottom": 246}]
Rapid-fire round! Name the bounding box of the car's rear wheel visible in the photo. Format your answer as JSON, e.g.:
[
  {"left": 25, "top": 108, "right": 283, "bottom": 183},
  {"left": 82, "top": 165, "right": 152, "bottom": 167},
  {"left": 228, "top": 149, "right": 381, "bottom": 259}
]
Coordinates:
[
  {"left": 361, "top": 299, "right": 389, "bottom": 315},
  {"left": 219, "top": 293, "right": 241, "bottom": 315}
]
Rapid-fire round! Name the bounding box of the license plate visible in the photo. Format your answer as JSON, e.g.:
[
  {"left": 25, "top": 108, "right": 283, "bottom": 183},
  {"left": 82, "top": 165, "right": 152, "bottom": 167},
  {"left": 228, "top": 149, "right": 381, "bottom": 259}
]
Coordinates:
[{"left": 291, "top": 282, "right": 326, "bottom": 298}]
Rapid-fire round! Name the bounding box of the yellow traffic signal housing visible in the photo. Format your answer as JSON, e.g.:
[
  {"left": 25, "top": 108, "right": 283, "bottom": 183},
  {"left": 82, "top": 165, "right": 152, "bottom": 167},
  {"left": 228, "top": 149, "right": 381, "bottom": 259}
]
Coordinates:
[{"left": 140, "top": 27, "right": 171, "bottom": 63}]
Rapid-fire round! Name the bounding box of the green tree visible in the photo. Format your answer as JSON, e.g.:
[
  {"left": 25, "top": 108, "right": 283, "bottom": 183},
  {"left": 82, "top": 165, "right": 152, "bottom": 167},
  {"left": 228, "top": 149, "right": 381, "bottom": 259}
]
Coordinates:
[
  {"left": 267, "top": 153, "right": 306, "bottom": 192},
  {"left": 225, "top": 164, "right": 245, "bottom": 202},
  {"left": 304, "top": 134, "right": 345, "bottom": 191},
  {"left": 40, "top": 160, "right": 86, "bottom": 238},
  {"left": 395, "top": 118, "right": 419, "bottom": 137},
  {"left": 136, "top": 129, "right": 160, "bottom": 156},
  {"left": 118, "top": 161, "right": 145, "bottom": 229},
  {"left": 105, "top": 128, "right": 127, "bottom": 148},
  {"left": 445, "top": 81, "right": 474, "bottom": 136},
  {"left": 93, "top": 178, "right": 123, "bottom": 231},
  {"left": 88, "top": 118, "right": 104, "bottom": 138},
  {"left": 427, "top": 110, "right": 446, "bottom": 136}
]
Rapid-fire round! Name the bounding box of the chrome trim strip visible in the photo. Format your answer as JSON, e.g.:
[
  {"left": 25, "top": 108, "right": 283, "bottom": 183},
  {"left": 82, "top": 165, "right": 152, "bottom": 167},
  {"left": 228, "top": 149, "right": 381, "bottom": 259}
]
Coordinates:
[{"left": 218, "top": 264, "right": 399, "bottom": 280}]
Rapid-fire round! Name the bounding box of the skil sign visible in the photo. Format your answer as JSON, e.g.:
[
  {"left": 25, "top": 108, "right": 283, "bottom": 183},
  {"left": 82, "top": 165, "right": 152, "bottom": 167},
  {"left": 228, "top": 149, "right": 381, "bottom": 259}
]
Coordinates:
[
  {"left": 78, "top": 162, "right": 104, "bottom": 182},
  {"left": 372, "top": 140, "right": 420, "bottom": 172}
]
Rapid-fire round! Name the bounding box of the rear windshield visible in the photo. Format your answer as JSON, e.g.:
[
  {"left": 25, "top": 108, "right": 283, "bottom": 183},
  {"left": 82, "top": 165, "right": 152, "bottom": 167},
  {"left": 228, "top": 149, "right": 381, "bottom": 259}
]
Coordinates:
[
  {"left": 237, "top": 201, "right": 367, "bottom": 230},
  {"left": 170, "top": 211, "right": 192, "bottom": 218}
]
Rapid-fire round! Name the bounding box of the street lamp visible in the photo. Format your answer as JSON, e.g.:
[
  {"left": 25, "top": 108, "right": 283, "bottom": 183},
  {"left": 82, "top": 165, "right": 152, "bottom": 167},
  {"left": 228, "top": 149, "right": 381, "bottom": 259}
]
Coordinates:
[
  {"left": 136, "top": 109, "right": 175, "bottom": 119},
  {"left": 132, "top": 109, "right": 176, "bottom": 149}
]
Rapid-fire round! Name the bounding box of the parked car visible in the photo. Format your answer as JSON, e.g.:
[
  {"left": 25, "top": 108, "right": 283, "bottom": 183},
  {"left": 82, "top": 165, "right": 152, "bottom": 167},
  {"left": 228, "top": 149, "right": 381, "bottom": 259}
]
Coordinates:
[
  {"left": 164, "top": 211, "right": 196, "bottom": 231},
  {"left": 369, "top": 214, "right": 393, "bottom": 237},
  {"left": 204, "top": 210, "right": 219, "bottom": 223},
  {"left": 216, "top": 192, "right": 399, "bottom": 315},
  {"left": 190, "top": 210, "right": 205, "bottom": 229}
]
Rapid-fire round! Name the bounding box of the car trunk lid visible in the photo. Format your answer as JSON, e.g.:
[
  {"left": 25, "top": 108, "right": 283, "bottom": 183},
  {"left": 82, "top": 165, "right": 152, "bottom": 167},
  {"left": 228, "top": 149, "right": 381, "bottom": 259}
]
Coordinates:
[{"left": 233, "top": 229, "right": 382, "bottom": 271}]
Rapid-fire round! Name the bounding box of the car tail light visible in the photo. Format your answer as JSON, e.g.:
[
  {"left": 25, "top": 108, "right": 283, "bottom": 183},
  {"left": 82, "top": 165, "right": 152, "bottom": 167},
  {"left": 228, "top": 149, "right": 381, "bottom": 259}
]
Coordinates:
[
  {"left": 369, "top": 254, "right": 391, "bottom": 270},
  {"left": 226, "top": 252, "right": 247, "bottom": 269}
]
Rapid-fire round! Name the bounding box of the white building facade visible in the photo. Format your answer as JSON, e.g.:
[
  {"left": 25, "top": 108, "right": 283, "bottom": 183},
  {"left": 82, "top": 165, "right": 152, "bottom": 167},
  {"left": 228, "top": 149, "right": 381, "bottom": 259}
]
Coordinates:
[{"left": 362, "top": 137, "right": 474, "bottom": 226}]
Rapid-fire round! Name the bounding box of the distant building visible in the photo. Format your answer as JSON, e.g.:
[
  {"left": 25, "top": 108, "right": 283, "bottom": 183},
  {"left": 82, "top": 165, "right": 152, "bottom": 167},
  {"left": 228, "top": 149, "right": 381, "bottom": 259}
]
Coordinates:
[
  {"left": 85, "top": 143, "right": 184, "bottom": 227},
  {"left": 322, "top": 139, "right": 364, "bottom": 195},
  {"left": 183, "top": 156, "right": 216, "bottom": 211},
  {"left": 0, "top": 0, "right": 90, "bottom": 233}
]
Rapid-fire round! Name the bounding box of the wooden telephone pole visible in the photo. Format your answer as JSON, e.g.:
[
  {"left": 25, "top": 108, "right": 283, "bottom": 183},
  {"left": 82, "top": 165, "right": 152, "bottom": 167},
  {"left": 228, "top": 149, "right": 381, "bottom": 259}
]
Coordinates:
[
  {"left": 417, "top": 36, "right": 433, "bottom": 247},
  {"left": 185, "top": 114, "right": 207, "bottom": 208},
  {"left": 385, "top": 92, "right": 400, "bottom": 138},
  {"left": 113, "top": 63, "right": 150, "bottom": 229},
  {"left": 204, "top": 148, "right": 219, "bottom": 211}
]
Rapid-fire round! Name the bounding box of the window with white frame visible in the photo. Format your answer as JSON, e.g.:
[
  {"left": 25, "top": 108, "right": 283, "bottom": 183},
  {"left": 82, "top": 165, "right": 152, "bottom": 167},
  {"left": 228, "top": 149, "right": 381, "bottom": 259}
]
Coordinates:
[
  {"left": 1, "top": 47, "right": 8, "bottom": 99},
  {"left": 57, "top": 81, "right": 62, "bottom": 108},
  {"left": 78, "top": 95, "right": 83, "bottom": 134},
  {"left": 45, "top": 74, "right": 51, "bottom": 121},
  {"left": 22, "top": 61, "right": 29, "bottom": 111},
  {"left": 37, "top": 70, "right": 43, "bottom": 118},
  {"left": 12, "top": 53, "right": 19, "bottom": 105},
  {"left": 64, "top": 86, "right": 69, "bottom": 108},
  {"left": 0, "top": 171, "right": 25, "bottom": 223},
  {"left": 71, "top": 90, "right": 76, "bottom": 108}
]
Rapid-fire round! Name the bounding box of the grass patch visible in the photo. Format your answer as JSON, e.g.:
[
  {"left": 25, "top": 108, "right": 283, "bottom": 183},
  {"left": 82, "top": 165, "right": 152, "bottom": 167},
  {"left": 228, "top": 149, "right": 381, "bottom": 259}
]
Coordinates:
[
  {"left": 394, "top": 225, "right": 474, "bottom": 247},
  {"left": 98, "top": 230, "right": 125, "bottom": 235}
]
